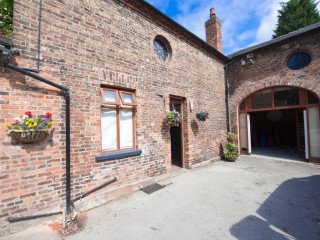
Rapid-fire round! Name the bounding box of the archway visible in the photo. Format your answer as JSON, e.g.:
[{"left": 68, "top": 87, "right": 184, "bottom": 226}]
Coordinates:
[{"left": 238, "top": 86, "right": 320, "bottom": 162}]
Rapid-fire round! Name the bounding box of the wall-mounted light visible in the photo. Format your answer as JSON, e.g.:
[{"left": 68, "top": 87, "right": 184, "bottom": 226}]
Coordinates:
[
  {"left": 241, "top": 59, "right": 246, "bottom": 65},
  {"left": 190, "top": 100, "right": 194, "bottom": 112}
]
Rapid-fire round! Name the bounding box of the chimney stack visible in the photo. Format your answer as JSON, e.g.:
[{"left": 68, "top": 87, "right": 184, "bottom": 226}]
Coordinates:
[{"left": 205, "top": 8, "right": 222, "bottom": 52}]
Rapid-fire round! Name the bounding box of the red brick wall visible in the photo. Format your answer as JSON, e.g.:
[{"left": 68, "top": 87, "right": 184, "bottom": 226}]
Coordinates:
[
  {"left": 228, "top": 31, "right": 320, "bottom": 139},
  {"left": 0, "top": 0, "right": 227, "bottom": 235}
]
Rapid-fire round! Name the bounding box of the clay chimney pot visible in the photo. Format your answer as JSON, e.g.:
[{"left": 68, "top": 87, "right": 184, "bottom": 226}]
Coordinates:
[{"left": 210, "top": 8, "right": 216, "bottom": 18}]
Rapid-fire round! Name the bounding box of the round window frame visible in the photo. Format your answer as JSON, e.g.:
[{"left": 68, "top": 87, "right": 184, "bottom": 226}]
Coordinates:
[
  {"left": 286, "top": 51, "right": 312, "bottom": 71},
  {"left": 153, "top": 35, "right": 172, "bottom": 63}
]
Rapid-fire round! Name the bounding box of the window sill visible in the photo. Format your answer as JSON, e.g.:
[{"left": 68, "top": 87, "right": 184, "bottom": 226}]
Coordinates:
[{"left": 95, "top": 149, "right": 142, "bottom": 162}]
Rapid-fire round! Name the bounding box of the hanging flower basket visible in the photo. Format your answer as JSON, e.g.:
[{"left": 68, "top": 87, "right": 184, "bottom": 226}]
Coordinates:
[
  {"left": 195, "top": 112, "right": 209, "bottom": 122},
  {"left": 7, "top": 129, "right": 53, "bottom": 143},
  {"left": 3, "top": 111, "right": 55, "bottom": 144},
  {"left": 163, "top": 110, "right": 182, "bottom": 127}
]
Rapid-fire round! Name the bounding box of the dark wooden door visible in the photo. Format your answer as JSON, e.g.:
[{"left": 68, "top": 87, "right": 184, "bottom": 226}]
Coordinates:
[{"left": 170, "top": 99, "right": 182, "bottom": 167}]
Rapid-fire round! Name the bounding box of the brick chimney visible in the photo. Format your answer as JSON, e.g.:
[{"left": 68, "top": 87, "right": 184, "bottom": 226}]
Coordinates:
[{"left": 205, "top": 8, "right": 222, "bottom": 52}]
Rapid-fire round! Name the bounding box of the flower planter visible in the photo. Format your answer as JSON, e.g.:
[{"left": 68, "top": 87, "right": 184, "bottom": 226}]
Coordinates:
[
  {"left": 196, "top": 112, "right": 209, "bottom": 122},
  {"left": 164, "top": 110, "right": 182, "bottom": 127},
  {"left": 226, "top": 156, "right": 238, "bottom": 162},
  {"left": 7, "top": 129, "right": 53, "bottom": 143}
]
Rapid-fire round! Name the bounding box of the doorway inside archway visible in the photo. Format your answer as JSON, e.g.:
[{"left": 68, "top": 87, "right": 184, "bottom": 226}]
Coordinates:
[
  {"left": 238, "top": 87, "right": 320, "bottom": 162},
  {"left": 250, "top": 109, "right": 301, "bottom": 161}
]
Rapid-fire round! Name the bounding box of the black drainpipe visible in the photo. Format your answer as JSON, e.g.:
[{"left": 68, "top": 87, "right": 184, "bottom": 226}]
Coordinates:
[
  {"left": 22, "top": 0, "right": 42, "bottom": 73},
  {"left": 225, "top": 58, "right": 235, "bottom": 133},
  {"left": 1, "top": 50, "right": 72, "bottom": 224}
]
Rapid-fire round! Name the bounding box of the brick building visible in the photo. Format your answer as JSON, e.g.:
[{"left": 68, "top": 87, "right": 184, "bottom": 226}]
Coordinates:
[
  {"left": 0, "top": 0, "right": 319, "bottom": 236},
  {"left": 227, "top": 23, "right": 320, "bottom": 162}
]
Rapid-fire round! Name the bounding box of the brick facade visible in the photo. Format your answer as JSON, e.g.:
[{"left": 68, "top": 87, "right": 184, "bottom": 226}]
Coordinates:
[
  {"left": 228, "top": 30, "right": 320, "bottom": 143},
  {"left": 0, "top": 0, "right": 227, "bottom": 235}
]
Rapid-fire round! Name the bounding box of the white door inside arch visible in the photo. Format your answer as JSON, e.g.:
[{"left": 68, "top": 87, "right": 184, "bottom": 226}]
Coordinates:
[
  {"left": 240, "top": 112, "right": 249, "bottom": 153},
  {"left": 247, "top": 113, "right": 251, "bottom": 154},
  {"left": 239, "top": 113, "right": 251, "bottom": 154}
]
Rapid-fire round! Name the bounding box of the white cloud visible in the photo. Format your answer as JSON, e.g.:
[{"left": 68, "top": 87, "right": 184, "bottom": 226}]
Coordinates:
[
  {"left": 237, "top": 30, "right": 256, "bottom": 41},
  {"left": 253, "top": 0, "right": 289, "bottom": 45},
  {"left": 146, "top": 0, "right": 317, "bottom": 55}
]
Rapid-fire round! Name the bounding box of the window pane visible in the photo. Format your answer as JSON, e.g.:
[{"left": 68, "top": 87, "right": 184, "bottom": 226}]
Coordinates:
[
  {"left": 103, "top": 90, "right": 118, "bottom": 103},
  {"left": 287, "top": 52, "right": 312, "bottom": 70},
  {"left": 122, "top": 93, "right": 135, "bottom": 104},
  {"left": 120, "top": 109, "right": 133, "bottom": 149},
  {"left": 274, "top": 88, "right": 299, "bottom": 107},
  {"left": 308, "top": 92, "right": 319, "bottom": 104},
  {"left": 308, "top": 107, "right": 320, "bottom": 158},
  {"left": 251, "top": 89, "right": 272, "bottom": 109},
  {"left": 101, "top": 109, "right": 117, "bottom": 150}
]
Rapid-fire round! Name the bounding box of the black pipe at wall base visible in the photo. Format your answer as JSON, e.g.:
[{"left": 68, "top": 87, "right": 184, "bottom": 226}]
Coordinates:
[
  {"left": 72, "top": 177, "right": 117, "bottom": 203},
  {"left": 7, "top": 211, "right": 62, "bottom": 223}
]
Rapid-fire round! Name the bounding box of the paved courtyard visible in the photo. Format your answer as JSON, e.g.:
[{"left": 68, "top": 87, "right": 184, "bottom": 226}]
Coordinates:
[{"left": 3, "top": 156, "right": 320, "bottom": 240}]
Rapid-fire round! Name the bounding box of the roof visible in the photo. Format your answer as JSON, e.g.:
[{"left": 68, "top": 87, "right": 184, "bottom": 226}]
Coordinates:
[
  {"left": 119, "top": 0, "right": 228, "bottom": 63},
  {"left": 227, "top": 22, "right": 320, "bottom": 59}
]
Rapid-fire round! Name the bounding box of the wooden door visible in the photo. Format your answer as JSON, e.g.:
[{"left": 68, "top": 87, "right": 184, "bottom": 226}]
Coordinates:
[{"left": 170, "top": 98, "right": 183, "bottom": 167}]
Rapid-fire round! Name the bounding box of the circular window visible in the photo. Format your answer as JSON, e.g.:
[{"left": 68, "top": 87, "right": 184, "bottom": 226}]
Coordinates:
[
  {"left": 153, "top": 36, "right": 171, "bottom": 62},
  {"left": 287, "top": 52, "right": 312, "bottom": 70}
]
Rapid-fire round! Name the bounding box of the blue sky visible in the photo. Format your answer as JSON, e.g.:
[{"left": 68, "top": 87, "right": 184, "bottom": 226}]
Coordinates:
[{"left": 146, "top": 0, "right": 320, "bottom": 55}]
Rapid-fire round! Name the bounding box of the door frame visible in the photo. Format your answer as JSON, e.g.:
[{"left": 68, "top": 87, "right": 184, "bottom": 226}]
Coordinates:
[
  {"left": 169, "top": 97, "right": 184, "bottom": 168},
  {"left": 237, "top": 86, "right": 320, "bottom": 161},
  {"left": 296, "top": 108, "right": 309, "bottom": 160}
]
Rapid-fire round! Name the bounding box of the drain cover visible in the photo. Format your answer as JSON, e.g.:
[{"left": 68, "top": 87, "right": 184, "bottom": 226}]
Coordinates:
[{"left": 141, "top": 183, "right": 164, "bottom": 194}]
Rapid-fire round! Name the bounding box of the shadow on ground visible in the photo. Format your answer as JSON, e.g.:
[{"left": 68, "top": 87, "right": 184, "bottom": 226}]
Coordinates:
[{"left": 230, "top": 175, "right": 320, "bottom": 240}]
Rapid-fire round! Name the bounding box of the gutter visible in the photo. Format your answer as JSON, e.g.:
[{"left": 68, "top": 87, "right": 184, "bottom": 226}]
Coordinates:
[{"left": 0, "top": 45, "right": 72, "bottom": 225}]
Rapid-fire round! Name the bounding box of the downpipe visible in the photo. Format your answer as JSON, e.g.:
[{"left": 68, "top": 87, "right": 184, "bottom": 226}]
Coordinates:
[
  {"left": 1, "top": 49, "right": 72, "bottom": 227},
  {"left": 225, "top": 58, "right": 235, "bottom": 132}
]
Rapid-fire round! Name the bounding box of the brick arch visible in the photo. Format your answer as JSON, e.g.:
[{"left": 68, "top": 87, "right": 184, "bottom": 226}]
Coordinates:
[{"left": 230, "top": 78, "right": 320, "bottom": 110}]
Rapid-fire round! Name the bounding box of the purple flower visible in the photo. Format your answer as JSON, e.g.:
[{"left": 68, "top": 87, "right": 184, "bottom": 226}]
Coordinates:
[
  {"left": 37, "top": 126, "right": 43, "bottom": 129},
  {"left": 43, "top": 119, "right": 47, "bottom": 123},
  {"left": 21, "top": 125, "right": 28, "bottom": 129}
]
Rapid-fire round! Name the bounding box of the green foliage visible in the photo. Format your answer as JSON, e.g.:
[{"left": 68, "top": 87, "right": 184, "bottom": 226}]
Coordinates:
[
  {"left": 224, "top": 142, "right": 239, "bottom": 151},
  {"left": 195, "top": 112, "right": 209, "bottom": 122},
  {"left": 227, "top": 132, "right": 236, "bottom": 141},
  {"left": 224, "top": 151, "right": 240, "bottom": 159},
  {"left": 163, "top": 110, "right": 182, "bottom": 127},
  {"left": 273, "top": 0, "right": 320, "bottom": 38},
  {"left": 0, "top": 0, "right": 13, "bottom": 37},
  {"left": 4, "top": 112, "right": 54, "bottom": 130}
]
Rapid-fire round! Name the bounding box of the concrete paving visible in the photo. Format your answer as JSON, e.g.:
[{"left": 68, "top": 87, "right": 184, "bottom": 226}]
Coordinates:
[{"left": 3, "top": 156, "right": 320, "bottom": 240}]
